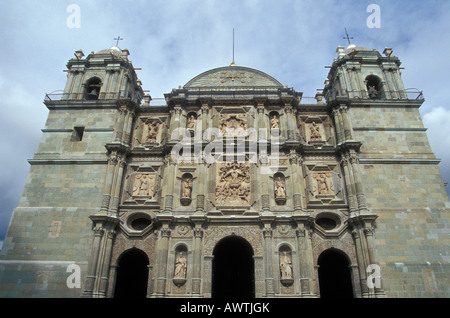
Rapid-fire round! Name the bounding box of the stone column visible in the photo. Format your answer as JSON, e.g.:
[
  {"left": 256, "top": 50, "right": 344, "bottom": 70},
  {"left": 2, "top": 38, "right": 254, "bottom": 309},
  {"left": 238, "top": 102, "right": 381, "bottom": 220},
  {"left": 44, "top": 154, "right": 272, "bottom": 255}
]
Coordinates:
[
  {"left": 154, "top": 226, "right": 171, "bottom": 297},
  {"left": 349, "top": 151, "right": 368, "bottom": 211},
  {"left": 350, "top": 223, "right": 369, "bottom": 297},
  {"left": 192, "top": 226, "right": 204, "bottom": 295},
  {"left": 262, "top": 225, "right": 275, "bottom": 296},
  {"left": 119, "top": 73, "right": 129, "bottom": 98},
  {"left": 200, "top": 101, "right": 210, "bottom": 141},
  {"left": 102, "top": 70, "right": 112, "bottom": 96},
  {"left": 73, "top": 71, "right": 84, "bottom": 99},
  {"left": 81, "top": 225, "right": 103, "bottom": 297},
  {"left": 339, "top": 105, "right": 354, "bottom": 141},
  {"left": 98, "top": 227, "right": 117, "bottom": 297},
  {"left": 167, "top": 105, "right": 183, "bottom": 141},
  {"left": 147, "top": 264, "right": 154, "bottom": 297},
  {"left": 295, "top": 221, "right": 316, "bottom": 296},
  {"left": 332, "top": 108, "right": 344, "bottom": 145},
  {"left": 81, "top": 216, "right": 119, "bottom": 298},
  {"left": 363, "top": 218, "right": 385, "bottom": 297},
  {"left": 121, "top": 108, "right": 135, "bottom": 145},
  {"left": 63, "top": 70, "right": 76, "bottom": 99},
  {"left": 163, "top": 154, "right": 176, "bottom": 213},
  {"left": 114, "top": 107, "right": 126, "bottom": 142},
  {"left": 340, "top": 153, "right": 358, "bottom": 212},
  {"left": 283, "top": 103, "right": 296, "bottom": 140},
  {"left": 381, "top": 66, "right": 395, "bottom": 99},
  {"left": 289, "top": 150, "right": 304, "bottom": 212},
  {"left": 109, "top": 155, "right": 126, "bottom": 215},
  {"left": 99, "top": 154, "right": 117, "bottom": 214}
]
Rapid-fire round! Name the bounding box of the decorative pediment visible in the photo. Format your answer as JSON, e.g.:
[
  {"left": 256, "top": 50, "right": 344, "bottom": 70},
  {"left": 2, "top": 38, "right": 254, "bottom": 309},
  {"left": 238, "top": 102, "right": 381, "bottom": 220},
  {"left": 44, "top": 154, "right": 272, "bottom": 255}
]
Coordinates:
[{"left": 184, "top": 66, "right": 283, "bottom": 89}]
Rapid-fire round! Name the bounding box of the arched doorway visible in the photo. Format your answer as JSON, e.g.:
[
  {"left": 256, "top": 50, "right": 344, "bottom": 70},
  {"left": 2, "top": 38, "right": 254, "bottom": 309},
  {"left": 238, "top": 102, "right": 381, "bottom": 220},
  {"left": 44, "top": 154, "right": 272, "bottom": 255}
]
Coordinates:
[
  {"left": 318, "top": 248, "right": 354, "bottom": 298},
  {"left": 212, "top": 236, "right": 255, "bottom": 298},
  {"left": 114, "top": 248, "right": 149, "bottom": 298}
]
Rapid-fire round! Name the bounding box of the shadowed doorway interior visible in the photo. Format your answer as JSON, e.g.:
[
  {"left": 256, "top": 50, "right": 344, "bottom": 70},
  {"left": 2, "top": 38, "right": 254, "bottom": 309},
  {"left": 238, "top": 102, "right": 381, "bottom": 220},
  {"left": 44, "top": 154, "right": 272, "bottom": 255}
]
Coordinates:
[
  {"left": 114, "top": 248, "right": 149, "bottom": 298},
  {"left": 212, "top": 236, "right": 255, "bottom": 298},
  {"left": 318, "top": 248, "right": 354, "bottom": 298}
]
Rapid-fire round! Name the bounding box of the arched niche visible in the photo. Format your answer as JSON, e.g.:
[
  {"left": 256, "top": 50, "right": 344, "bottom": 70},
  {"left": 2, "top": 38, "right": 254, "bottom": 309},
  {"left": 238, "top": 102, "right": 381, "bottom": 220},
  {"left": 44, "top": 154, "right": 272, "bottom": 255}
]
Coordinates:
[{"left": 85, "top": 77, "right": 102, "bottom": 100}]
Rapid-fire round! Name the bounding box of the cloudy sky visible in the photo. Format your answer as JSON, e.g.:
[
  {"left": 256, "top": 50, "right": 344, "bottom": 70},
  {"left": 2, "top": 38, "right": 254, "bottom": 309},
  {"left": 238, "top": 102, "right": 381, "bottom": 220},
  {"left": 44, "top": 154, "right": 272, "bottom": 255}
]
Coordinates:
[{"left": 1, "top": 0, "right": 449, "bottom": 246}]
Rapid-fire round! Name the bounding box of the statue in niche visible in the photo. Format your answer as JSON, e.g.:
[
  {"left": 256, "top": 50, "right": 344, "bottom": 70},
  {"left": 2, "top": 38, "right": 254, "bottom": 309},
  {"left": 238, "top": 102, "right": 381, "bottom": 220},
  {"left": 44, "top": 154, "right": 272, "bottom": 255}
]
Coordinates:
[
  {"left": 216, "top": 162, "right": 250, "bottom": 205},
  {"left": 132, "top": 174, "right": 154, "bottom": 197},
  {"left": 279, "top": 251, "right": 293, "bottom": 280},
  {"left": 181, "top": 177, "right": 193, "bottom": 199},
  {"left": 274, "top": 177, "right": 286, "bottom": 199},
  {"left": 174, "top": 251, "right": 187, "bottom": 279},
  {"left": 271, "top": 114, "right": 280, "bottom": 130},
  {"left": 143, "top": 121, "right": 160, "bottom": 143},
  {"left": 309, "top": 122, "right": 322, "bottom": 141},
  {"left": 187, "top": 114, "right": 196, "bottom": 130},
  {"left": 313, "top": 172, "right": 334, "bottom": 195}
]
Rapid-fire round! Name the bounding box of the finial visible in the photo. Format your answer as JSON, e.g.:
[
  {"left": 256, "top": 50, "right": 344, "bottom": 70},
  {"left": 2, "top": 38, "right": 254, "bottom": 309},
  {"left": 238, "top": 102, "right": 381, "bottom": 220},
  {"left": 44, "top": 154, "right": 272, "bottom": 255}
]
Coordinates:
[{"left": 230, "top": 28, "right": 236, "bottom": 66}]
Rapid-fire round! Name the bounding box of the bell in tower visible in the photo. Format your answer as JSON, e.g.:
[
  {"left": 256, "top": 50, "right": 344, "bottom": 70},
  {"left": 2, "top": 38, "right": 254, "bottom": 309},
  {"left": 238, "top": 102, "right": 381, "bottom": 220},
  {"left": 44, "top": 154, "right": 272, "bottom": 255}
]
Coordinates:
[{"left": 86, "top": 77, "right": 102, "bottom": 100}]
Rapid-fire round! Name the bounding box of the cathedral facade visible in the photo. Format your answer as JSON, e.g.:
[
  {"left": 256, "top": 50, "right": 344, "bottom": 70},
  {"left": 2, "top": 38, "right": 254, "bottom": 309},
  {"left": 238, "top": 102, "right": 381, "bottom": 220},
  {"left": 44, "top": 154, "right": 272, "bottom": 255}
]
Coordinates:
[{"left": 0, "top": 44, "right": 449, "bottom": 298}]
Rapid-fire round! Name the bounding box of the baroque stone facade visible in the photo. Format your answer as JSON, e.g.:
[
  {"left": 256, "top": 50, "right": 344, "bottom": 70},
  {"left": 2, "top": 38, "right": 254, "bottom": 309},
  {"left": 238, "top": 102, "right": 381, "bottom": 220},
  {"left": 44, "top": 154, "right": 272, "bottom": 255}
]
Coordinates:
[{"left": 0, "top": 44, "right": 449, "bottom": 298}]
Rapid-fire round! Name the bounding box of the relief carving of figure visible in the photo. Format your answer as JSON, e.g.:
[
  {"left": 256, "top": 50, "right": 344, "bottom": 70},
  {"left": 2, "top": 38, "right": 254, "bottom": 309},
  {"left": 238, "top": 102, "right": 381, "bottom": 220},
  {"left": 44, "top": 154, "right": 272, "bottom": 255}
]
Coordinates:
[
  {"left": 143, "top": 121, "right": 160, "bottom": 143},
  {"left": 309, "top": 122, "right": 322, "bottom": 141},
  {"left": 274, "top": 177, "right": 286, "bottom": 199},
  {"left": 132, "top": 174, "right": 154, "bottom": 197},
  {"left": 219, "top": 114, "right": 247, "bottom": 137},
  {"left": 279, "top": 251, "right": 293, "bottom": 280},
  {"left": 313, "top": 172, "right": 334, "bottom": 195},
  {"left": 216, "top": 162, "right": 250, "bottom": 205},
  {"left": 174, "top": 251, "right": 187, "bottom": 279}
]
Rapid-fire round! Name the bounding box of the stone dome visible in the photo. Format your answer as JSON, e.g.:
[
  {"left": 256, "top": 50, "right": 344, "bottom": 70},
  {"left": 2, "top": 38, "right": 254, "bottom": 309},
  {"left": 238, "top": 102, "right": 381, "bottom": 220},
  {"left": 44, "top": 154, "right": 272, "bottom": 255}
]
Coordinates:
[
  {"left": 96, "top": 46, "right": 122, "bottom": 57},
  {"left": 343, "top": 44, "right": 371, "bottom": 55}
]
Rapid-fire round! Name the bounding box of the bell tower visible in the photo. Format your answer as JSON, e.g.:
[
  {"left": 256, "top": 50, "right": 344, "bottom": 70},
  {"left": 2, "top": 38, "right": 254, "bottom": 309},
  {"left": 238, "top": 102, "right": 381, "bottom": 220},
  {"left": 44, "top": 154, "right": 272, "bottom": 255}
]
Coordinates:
[
  {"left": 63, "top": 46, "right": 143, "bottom": 103},
  {"left": 322, "top": 44, "right": 448, "bottom": 298},
  {"left": 0, "top": 46, "right": 144, "bottom": 297},
  {"left": 324, "top": 45, "right": 409, "bottom": 101}
]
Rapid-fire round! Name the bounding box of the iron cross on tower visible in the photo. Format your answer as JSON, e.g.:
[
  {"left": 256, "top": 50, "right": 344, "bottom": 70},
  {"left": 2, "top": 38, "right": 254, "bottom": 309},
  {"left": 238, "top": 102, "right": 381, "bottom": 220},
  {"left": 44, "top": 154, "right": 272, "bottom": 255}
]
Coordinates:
[
  {"left": 343, "top": 28, "right": 353, "bottom": 45},
  {"left": 114, "top": 36, "right": 123, "bottom": 47}
]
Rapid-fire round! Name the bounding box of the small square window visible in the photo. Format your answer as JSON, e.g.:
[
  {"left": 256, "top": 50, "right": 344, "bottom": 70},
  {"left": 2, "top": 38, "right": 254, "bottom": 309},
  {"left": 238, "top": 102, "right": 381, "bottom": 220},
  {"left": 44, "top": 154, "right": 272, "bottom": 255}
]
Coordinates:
[{"left": 71, "top": 126, "right": 85, "bottom": 141}]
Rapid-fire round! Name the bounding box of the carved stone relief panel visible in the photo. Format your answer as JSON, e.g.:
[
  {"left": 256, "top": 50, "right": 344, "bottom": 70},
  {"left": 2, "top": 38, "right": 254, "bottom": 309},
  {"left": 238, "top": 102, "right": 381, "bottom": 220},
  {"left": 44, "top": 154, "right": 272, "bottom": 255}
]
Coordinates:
[
  {"left": 215, "top": 161, "right": 250, "bottom": 206},
  {"left": 132, "top": 174, "right": 155, "bottom": 197},
  {"left": 308, "top": 122, "right": 324, "bottom": 143},
  {"left": 133, "top": 117, "right": 166, "bottom": 146},
  {"left": 122, "top": 165, "right": 160, "bottom": 205},
  {"left": 305, "top": 162, "right": 345, "bottom": 205},
  {"left": 218, "top": 113, "right": 248, "bottom": 137},
  {"left": 297, "top": 115, "right": 335, "bottom": 146}
]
